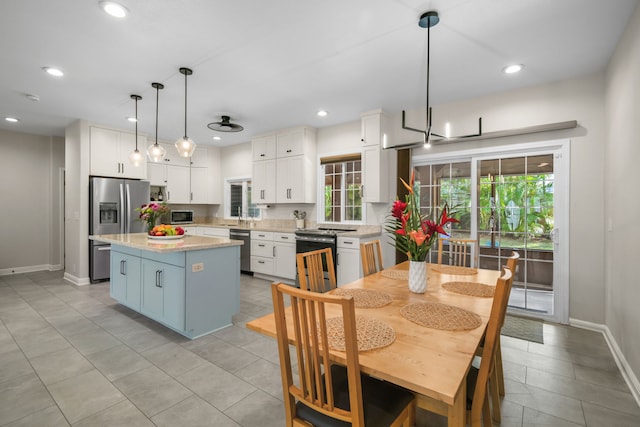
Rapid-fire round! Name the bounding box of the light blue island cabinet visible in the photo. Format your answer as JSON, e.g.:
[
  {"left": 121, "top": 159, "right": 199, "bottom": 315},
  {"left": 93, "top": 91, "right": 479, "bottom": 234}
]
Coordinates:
[{"left": 91, "top": 233, "right": 243, "bottom": 339}]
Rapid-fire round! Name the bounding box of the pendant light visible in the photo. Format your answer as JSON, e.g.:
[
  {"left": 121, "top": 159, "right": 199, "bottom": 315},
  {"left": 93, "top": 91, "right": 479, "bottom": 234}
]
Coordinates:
[
  {"left": 128, "top": 94, "right": 144, "bottom": 166},
  {"left": 175, "top": 67, "right": 196, "bottom": 158},
  {"left": 147, "top": 82, "right": 166, "bottom": 162},
  {"left": 401, "top": 11, "right": 481, "bottom": 147}
]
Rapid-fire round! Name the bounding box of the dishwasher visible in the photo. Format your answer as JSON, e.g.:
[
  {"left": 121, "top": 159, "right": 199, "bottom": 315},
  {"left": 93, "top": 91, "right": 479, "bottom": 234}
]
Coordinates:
[{"left": 229, "top": 229, "right": 251, "bottom": 273}]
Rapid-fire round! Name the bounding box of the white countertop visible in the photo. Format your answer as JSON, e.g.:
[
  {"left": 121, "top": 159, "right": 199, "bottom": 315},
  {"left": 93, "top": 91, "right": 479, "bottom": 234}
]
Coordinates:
[
  {"left": 90, "top": 233, "right": 243, "bottom": 253},
  {"left": 184, "top": 223, "right": 382, "bottom": 238}
]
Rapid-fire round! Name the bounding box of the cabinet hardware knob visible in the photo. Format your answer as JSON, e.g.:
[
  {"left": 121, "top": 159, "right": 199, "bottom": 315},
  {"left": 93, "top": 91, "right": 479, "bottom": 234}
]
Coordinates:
[{"left": 286, "top": 149, "right": 292, "bottom": 153}]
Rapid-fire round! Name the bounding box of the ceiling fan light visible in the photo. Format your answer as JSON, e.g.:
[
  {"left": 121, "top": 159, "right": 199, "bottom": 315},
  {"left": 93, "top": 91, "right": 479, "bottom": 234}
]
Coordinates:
[
  {"left": 147, "top": 143, "right": 166, "bottom": 163},
  {"left": 175, "top": 137, "right": 196, "bottom": 157}
]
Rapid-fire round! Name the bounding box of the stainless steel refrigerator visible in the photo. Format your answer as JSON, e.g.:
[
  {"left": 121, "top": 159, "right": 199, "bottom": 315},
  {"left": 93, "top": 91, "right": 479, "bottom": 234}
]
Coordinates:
[{"left": 89, "top": 176, "right": 150, "bottom": 283}]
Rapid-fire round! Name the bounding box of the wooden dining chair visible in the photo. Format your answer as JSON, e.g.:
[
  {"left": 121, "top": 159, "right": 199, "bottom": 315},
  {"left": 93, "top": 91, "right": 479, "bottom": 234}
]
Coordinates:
[
  {"left": 296, "top": 248, "right": 336, "bottom": 293},
  {"left": 417, "top": 268, "right": 513, "bottom": 426},
  {"left": 437, "top": 237, "right": 479, "bottom": 267},
  {"left": 271, "top": 282, "right": 416, "bottom": 427},
  {"left": 490, "top": 251, "right": 520, "bottom": 417},
  {"left": 360, "top": 239, "right": 384, "bottom": 277}
]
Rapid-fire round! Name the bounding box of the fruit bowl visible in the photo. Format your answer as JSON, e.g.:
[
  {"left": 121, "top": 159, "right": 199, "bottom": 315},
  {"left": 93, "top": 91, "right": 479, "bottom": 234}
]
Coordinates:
[{"left": 147, "top": 224, "right": 185, "bottom": 238}]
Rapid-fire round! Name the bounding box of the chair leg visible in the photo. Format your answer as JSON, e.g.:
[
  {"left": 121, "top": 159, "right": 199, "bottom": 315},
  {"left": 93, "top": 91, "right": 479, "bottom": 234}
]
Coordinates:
[
  {"left": 482, "top": 393, "right": 492, "bottom": 427},
  {"left": 496, "top": 338, "right": 505, "bottom": 396},
  {"left": 489, "top": 365, "right": 501, "bottom": 423}
]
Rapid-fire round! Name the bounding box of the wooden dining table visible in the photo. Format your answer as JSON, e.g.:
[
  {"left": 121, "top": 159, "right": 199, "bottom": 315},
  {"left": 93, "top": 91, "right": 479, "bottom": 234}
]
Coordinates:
[{"left": 246, "top": 262, "right": 501, "bottom": 427}]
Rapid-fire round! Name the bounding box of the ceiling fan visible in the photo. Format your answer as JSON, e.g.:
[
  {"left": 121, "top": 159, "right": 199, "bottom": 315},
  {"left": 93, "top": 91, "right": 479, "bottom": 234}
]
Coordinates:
[{"left": 207, "top": 115, "right": 244, "bottom": 132}]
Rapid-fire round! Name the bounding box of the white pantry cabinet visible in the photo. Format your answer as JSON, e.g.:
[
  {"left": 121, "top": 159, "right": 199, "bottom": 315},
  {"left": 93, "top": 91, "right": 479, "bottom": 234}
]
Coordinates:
[
  {"left": 252, "top": 134, "right": 277, "bottom": 161},
  {"left": 360, "top": 110, "right": 392, "bottom": 203},
  {"left": 90, "top": 126, "right": 147, "bottom": 179}
]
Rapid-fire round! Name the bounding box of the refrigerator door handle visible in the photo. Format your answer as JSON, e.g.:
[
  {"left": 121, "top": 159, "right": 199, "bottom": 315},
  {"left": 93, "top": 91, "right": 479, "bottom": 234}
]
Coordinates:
[
  {"left": 119, "top": 183, "right": 125, "bottom": 234},
  {"left": 125, "top": 183, "right": 131, "bottom": 234}
]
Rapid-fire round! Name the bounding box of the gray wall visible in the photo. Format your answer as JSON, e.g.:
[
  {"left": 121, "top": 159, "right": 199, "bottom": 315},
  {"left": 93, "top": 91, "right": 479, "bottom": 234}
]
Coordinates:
[
  {"left": 0, "top": 129, "right": 64, "bottom": 273},
  {"left": 605, "top": 1, "right": 640, "bottom": 390}
]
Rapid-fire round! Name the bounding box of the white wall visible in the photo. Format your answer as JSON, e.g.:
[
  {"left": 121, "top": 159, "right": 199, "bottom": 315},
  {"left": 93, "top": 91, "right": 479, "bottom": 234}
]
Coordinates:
[
  {"left": 605, "top": 2, "right": 640, "bottom": 387},
  {"left": 393, "top": 73, "right": 606, "bottom": 324},
  {"left": 0, "top": 130, "right": 64, "bottom": 274}
]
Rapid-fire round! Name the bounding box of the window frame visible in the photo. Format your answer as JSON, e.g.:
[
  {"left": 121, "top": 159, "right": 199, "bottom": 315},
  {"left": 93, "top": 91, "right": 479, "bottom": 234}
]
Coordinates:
[
  {"left": 224, "top": 176, "right": 261, "bottom": 220},
  {"left": 316, "top": 153, "right": 366, "bottom": 225}
]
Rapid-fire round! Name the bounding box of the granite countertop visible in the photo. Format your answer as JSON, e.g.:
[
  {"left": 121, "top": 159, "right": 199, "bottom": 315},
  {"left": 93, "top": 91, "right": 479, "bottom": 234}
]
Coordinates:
[
  {"left": 183, "top": 223, "right": 382, "bottom": 238},
  {"left": 90, "top": 233, "right": 243, "bottom": 253}
]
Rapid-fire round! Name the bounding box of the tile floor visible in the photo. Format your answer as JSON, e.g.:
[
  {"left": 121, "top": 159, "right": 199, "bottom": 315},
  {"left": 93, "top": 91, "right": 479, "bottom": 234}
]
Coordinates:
[{"left": 0, "top": 270, "right": 638, "bottom": 426}]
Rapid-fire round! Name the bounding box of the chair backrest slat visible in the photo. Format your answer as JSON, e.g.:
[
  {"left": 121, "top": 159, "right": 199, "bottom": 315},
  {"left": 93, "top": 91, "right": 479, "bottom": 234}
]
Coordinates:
[
  {"left": 297, "top": 248, "right": 337, "bottom": 292},
  {"left": 438, "top": 237, "right": 478, "bottom": 267},
  {"left": 360, "top": 240, "right": 384, "bottom": 276},
  {"left": 272, "top": 282, "right": 365, "bottom": 425}
]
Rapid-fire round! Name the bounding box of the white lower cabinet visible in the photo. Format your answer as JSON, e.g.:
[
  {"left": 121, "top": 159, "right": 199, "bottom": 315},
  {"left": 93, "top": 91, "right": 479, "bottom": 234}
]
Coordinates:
[
  {"left": 250, "top": 231, "right": 295, "bottom": 280},
  {"left": 337, "top": 235, "right": 380, "bottom": 286},
  {"left": 251, "top": 231, "right": 275, "bottom": 275},
  {"left": 273, "top": 233, "right": 296, "bottom": 280}
]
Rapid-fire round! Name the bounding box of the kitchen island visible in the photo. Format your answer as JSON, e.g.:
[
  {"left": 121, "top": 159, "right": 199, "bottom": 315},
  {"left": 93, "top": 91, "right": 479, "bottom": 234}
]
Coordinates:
[{"left": 90, "top": 233, "right": 243, "bottom": 339}]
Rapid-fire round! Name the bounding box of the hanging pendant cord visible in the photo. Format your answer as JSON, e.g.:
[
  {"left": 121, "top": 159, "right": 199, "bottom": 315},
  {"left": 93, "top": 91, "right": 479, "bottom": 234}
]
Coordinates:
[
  {"left": 134, "top": 97, "right": 138, "bottom": 150},
  {"left": 184, "top": 72, "right": 188, "bottom": 139},
  {"left": 426, "top": 23, "right": 431, "bottom": 130},
  {"left": 155, "top": 86, "right": 159, "bottom": 144}
]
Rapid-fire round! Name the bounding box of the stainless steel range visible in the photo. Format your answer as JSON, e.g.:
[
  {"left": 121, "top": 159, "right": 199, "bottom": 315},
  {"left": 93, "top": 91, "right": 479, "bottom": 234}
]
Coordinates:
[{"left": 294, "top": 228, "right": 355, "bottom": 288}]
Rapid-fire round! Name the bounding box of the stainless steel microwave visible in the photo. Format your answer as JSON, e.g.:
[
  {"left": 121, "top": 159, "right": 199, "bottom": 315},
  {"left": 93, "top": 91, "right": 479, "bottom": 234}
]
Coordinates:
[{"left": 170, "top": 210, "right": 194, "bottom": 224}]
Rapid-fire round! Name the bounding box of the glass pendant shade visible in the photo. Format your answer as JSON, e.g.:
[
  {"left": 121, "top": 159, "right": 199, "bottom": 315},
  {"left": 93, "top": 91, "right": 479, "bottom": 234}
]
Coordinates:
[
  {"left": 147, "top": 82, "right": 166, "bottom": 162},
  {"left": 129, "top": 94, "right": 143, "bottom": 166},
  {"left": 175, "top": 136, "right": 196, "bottom": 157},
  {"left": 147, "top": 142, "right": 166, "bottom": 162},
  {"left": 129, "top": 148, "right": 144, "bottom": 166}
]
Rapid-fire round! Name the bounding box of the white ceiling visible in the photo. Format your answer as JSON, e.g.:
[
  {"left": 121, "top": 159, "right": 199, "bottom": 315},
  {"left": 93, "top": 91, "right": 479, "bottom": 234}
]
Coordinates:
[{"left": 0, "top": 0, "right": 637, "bottom": 147}]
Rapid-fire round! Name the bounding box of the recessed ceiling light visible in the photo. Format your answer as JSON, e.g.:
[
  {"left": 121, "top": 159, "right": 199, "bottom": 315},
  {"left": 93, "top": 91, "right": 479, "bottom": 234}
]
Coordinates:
[
  {"left": 99, "top": 1, "right": 128, "bottom": 18},
  {"left": 5, "top": 117, "right": 19, "bottom": 123},
  {"left": 213, "top": 136, "right": 221, "bottom": 141},
  {"left": 503, "top": 64, "right": 523, "bottom": 74},
  {"left": 43, "top": 67, "right": 64, "bottom": 77},
  {"left": 127, "top": 117, "right": 137, "bottom": 123},
  {"left": 317, "top": 110, "right": 328, "bottom": 117}
]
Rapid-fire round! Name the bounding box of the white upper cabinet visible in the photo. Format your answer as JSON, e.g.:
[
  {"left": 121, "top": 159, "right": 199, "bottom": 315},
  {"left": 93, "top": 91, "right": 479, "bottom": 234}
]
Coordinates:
[
  {"left": 252, "top": 134, "right": 277, "bottom": 161},
  {"left": 90, "top": 126, "right": 147, "bottom": 179},
  {"left": 252, "top": 126, "right": 316, "bottom": 205},
  {"left": 276, "top": 128, "right": 305, "bottom": 157}
]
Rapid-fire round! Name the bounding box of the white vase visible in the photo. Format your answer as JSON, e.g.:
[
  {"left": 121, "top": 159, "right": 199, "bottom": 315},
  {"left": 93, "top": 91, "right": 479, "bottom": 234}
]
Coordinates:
[{"left": 408, "top": 260, "right": 427, "bottom": 294}]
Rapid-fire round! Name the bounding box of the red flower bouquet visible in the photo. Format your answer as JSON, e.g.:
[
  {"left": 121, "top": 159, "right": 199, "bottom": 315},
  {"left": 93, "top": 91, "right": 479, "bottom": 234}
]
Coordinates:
[{"left": 386, "top": 170, "right": 458, "bottom": 261}]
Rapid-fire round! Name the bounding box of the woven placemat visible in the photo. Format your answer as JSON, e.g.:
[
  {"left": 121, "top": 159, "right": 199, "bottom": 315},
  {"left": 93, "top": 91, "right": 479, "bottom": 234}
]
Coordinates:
[
  {"left": 324, "top": 316, "right": 396, "bottom": 352},
  {"left": 432, "top": 265, "right": 478, "bottom": 275},
  {"left": 442, "top": 281, "right": 495, "bottom": 297},
  {"left": 333, "top": 288, "right": 393, "bottom": 308},
  {"left": 400, "top": 302, "right": 482, "bottom": 331},
  {"left": 381, "top": 269, "right": 409, "bottom": 280}
]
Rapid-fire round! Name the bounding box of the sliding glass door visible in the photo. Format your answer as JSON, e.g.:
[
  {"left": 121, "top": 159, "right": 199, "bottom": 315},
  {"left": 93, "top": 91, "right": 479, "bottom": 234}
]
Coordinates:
[{"left": 414, "top": 142, "right": 569, "bottom": 322}]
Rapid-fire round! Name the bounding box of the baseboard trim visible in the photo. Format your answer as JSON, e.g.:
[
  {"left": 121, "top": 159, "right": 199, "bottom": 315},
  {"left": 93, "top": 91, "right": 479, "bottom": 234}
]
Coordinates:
[
  {"left": 63, "top": 272, "right": 90, "bottom": 286},
  {"left": 569, "top": 318, "right": 640, "bottom": 408},
  {"left": 0, "top": 264, "right": 50, "bottom": 276}
]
